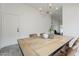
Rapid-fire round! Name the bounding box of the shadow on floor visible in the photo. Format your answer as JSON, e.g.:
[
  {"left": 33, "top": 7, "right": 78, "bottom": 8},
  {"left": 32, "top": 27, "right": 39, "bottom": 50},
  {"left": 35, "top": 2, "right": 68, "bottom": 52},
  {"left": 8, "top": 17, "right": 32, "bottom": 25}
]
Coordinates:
[{"left": 0, "top": 44, "right": 22, "bottom": 56}]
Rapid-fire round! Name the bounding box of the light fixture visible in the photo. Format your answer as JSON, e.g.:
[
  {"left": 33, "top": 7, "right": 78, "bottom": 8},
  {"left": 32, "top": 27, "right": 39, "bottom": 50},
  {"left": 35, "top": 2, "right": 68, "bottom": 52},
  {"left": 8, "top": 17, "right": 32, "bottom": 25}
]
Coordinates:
[
  {"left": 56, "top": 7, "right": 58, "bottom": 10},
  {"left": 48, "top": 3, "right": 52, "bottom": 9},
  {"left": 46, "top": 11, "right": 52, "bottom": 14},
  {"left": 39, "top": 3, "right": 59, "bottom": 15},
  {"left": 49, "top": 3, "right": 52, "bottom": 7},
  {"left": 39, "top": 8, "right": 42, "bottom": 12}
]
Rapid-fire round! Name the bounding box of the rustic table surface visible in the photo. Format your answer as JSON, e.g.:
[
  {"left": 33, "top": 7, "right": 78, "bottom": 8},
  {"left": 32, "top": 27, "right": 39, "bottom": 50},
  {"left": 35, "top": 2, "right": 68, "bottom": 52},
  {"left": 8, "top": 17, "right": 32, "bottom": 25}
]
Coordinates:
[{"left": 18, "top": 35, "right": 73, "bottom": 56}]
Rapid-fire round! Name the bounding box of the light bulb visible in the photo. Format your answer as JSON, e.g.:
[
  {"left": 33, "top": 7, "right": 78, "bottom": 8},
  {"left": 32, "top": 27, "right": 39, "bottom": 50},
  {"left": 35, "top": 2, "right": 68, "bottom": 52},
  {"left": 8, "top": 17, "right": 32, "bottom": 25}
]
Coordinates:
[
  {"left": 56, "top": 7, "right": 58, "bottom": 10},
  {"left": 49, "top": 3, "right": 52, "bottom": 7},
  {"left": 39, "top": 8, "right": 42, "bottom": 11}
]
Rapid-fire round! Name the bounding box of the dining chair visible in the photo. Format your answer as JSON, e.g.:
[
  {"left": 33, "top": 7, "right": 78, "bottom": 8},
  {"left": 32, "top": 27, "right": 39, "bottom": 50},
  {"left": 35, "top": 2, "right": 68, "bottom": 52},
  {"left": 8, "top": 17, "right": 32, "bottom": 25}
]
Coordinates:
[
  {"left": 29, "top": 33, "right": 38, "bottom": 38},
  {"left": 67, "top": 37, "right": 79, "bottom": 56}
]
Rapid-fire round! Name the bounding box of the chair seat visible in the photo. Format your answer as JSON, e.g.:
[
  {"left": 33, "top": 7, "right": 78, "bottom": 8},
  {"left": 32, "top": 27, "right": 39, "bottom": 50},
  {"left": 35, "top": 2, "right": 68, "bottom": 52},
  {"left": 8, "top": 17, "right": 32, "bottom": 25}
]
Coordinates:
[
  {"left": 67, "top": 37, "right": 79, "bottom": 56},
  {"left": 67, "top": 48, "right": 77, "bottom": 56}
]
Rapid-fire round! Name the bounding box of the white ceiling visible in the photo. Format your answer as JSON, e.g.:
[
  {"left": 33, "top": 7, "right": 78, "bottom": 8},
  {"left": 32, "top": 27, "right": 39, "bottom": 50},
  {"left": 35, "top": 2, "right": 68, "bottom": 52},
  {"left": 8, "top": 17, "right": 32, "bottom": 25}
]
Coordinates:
[
  {"left": 24, "top": 3, "right": 62, "bottom": 24},
  {"left": 24, "top": 3, "right": 62, "bottom": 15}
]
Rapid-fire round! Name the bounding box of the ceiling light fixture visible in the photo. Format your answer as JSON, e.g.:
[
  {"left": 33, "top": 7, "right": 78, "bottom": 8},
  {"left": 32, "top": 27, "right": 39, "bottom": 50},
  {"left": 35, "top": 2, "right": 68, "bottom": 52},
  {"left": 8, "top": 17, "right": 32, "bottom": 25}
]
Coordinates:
[
  {"left": 56, "top": 7, "right": 58, "bottom": 10},
  {"left": 39, "top": 8, "right": 42, "bottom": 12},
  {"left": 48, "top": 3, "right": 52, "bottom": 9},
  {"left": 39, "top": 3, "right": 58, "bottom": 15}
]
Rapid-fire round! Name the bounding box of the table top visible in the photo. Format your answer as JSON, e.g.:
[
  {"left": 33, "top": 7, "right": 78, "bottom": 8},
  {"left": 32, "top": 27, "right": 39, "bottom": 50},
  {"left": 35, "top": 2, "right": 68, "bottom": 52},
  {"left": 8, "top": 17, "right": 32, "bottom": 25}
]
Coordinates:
[{"left": 18, "top": 35, "right": 73, "bottom": 56}]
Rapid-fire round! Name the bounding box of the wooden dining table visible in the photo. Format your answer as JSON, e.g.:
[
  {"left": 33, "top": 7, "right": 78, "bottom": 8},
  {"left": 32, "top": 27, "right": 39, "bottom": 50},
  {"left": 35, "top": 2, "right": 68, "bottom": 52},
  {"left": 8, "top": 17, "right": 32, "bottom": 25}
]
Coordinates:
[{"left": 17, "top": 35, "right": 73, "bottom": 56}]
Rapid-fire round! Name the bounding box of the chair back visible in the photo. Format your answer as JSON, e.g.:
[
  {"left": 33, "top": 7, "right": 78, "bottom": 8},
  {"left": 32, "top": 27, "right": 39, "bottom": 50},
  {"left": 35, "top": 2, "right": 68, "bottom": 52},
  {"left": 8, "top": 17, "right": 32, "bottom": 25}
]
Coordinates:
[{"left": 29, "top": 33, "right": 38, "bottom": 38}]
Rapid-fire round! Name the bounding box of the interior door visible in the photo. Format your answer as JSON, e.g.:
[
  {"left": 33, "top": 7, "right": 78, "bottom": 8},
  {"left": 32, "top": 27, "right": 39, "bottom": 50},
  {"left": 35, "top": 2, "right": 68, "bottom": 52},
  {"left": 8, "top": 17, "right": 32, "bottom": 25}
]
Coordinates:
[{"left": 1, "top": 13, "right": 20, "bottom": 48}]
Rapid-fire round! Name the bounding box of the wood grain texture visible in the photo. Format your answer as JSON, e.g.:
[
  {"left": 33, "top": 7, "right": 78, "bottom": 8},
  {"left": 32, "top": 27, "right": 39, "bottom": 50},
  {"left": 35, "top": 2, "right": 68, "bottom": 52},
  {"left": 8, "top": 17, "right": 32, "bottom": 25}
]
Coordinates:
[{"left": 18, "top": 35, "right": 73, "bottom": 56}]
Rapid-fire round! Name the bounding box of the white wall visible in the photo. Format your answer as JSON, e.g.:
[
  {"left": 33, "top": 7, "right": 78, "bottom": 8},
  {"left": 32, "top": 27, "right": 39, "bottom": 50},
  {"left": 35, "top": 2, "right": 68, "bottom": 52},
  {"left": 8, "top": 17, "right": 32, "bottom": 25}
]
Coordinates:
[
  {"left": 19, "top": 7, "right": 51, "bottom": 38},
  {"left": 0, "top": 4, "right": 51, "bottom": 49},
  {"left": 0, "top": 7, "right": 1, "bottom": 36},
  {"left": 63, "top": 4, "right": 79, "bottom": 37},
  {"left": 0, "top": 12, "right": 2, "bottom": 46},
  {"left": 0, "top": 13, "right": 1, "bottom": 37}
]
